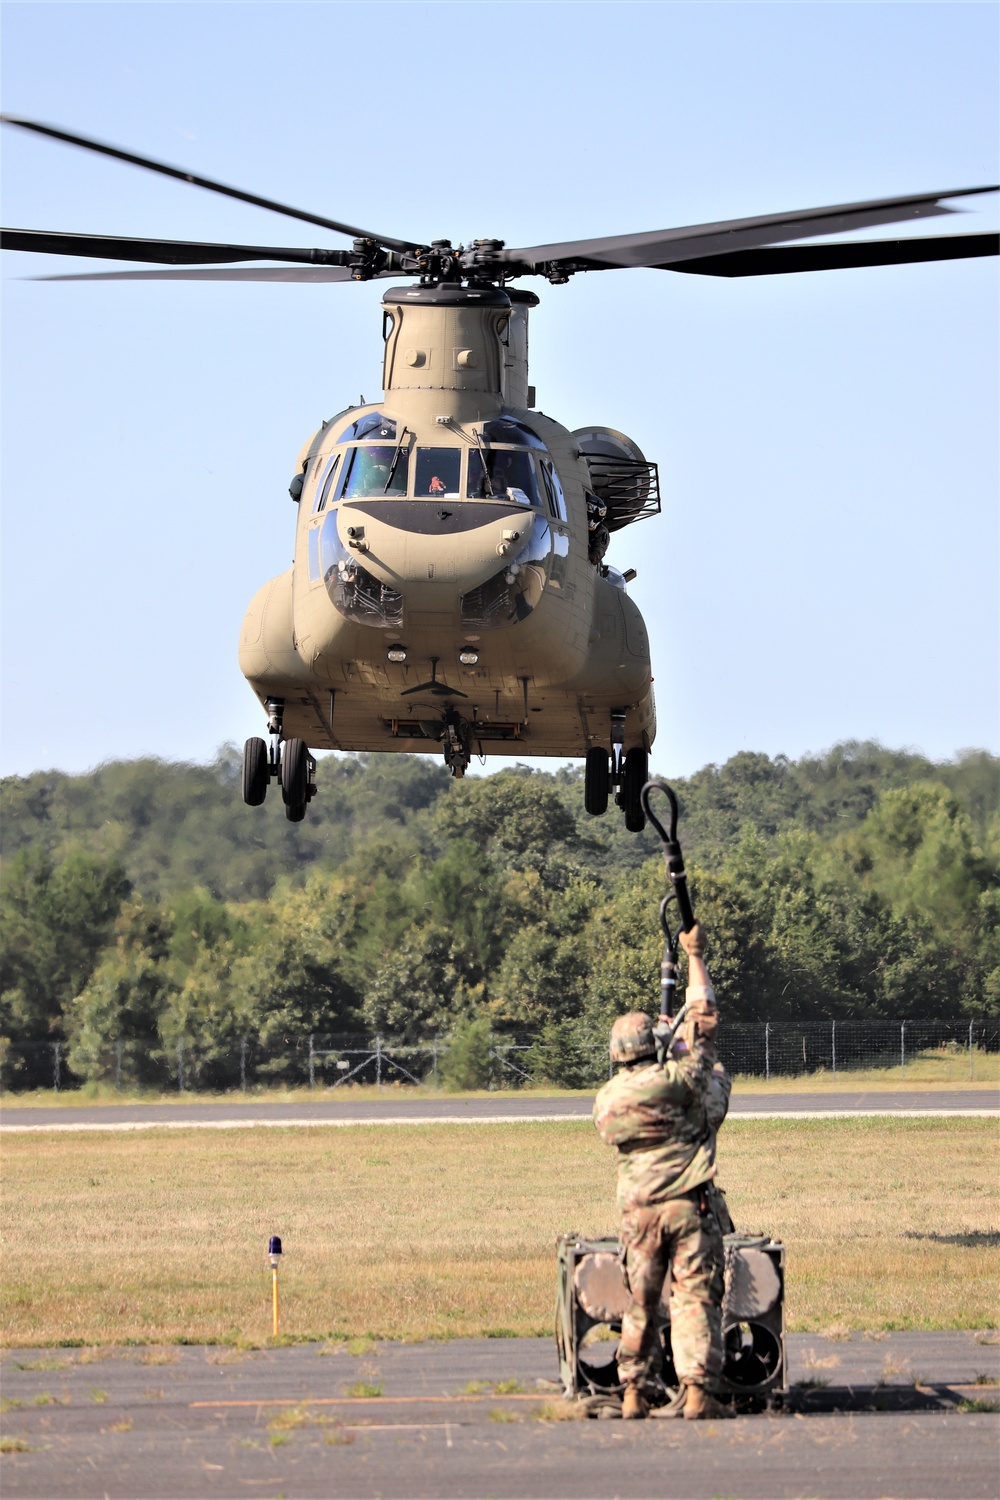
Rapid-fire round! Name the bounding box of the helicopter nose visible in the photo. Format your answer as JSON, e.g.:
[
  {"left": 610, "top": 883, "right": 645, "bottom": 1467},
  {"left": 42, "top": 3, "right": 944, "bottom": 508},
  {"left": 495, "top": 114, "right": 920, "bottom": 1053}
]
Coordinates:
[{"left": 333, "top": 503, "right": 536, "bottom": 593}]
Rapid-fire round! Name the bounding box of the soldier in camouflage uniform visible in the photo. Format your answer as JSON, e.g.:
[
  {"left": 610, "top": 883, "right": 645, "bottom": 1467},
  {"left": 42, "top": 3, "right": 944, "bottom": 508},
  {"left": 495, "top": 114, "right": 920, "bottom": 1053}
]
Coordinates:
[{"left": 593, "top": 922, "right": 734, "bottom": 1421}]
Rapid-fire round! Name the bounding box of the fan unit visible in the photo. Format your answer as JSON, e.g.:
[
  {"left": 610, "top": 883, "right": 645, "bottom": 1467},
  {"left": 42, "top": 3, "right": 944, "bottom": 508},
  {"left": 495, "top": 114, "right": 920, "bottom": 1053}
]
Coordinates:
[
  {"left": 572, "top": 427, "right": 661, "bottom": 531},
  {"left": 555, "top": 1230, "right": 786, "bottom": 1405}
]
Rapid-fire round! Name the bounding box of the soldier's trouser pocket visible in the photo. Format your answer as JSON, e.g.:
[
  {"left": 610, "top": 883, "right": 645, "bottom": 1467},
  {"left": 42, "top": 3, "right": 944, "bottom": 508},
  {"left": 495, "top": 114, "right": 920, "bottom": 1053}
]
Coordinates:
[{"left": 708, "top": 1182, "right": 735, "bottom": 1235}]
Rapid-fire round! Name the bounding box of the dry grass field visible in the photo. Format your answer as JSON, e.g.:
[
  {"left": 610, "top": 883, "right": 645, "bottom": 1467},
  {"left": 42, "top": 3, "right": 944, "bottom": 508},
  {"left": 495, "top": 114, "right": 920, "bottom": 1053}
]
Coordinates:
[{"left": 1, "top": 1118, "right": 996, "bottom": 1348}]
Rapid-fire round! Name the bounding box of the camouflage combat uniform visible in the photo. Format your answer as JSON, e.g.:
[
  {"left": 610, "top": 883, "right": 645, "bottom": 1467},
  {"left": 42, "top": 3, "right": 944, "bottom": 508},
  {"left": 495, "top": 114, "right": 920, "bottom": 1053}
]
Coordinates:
[{"left": 593, "top": 1029, "right": 731, "bottom": 1396}]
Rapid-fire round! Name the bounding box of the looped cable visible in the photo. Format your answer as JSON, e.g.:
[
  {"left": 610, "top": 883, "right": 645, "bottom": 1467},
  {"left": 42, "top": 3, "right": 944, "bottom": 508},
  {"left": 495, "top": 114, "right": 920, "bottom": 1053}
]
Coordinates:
[
  {"left": 640, "top": 780, "right": 679, "bottom": 846},
  {"left": 642, "top": 779, "right": 696, "bottom": 1060}
]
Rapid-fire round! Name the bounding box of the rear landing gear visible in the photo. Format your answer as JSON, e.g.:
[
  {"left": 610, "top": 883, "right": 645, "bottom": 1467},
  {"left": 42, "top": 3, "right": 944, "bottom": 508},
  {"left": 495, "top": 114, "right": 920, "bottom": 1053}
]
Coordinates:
[
  {"left": 280, "top": 736, "right": 313, "bottom": 822},
  {"left": 241, "top": 699, "right": 316, "bottom": 819},
  {"left": 242, "top": 737, "right": 268, "bottom": 806},
  {"left": 619, "top": 746, "right": 648, "bottom": 833},
  {"left": 585, "top": 746, "right": 610, "bottom": 814},
  {"left": 584, "top": 712, "right": 647, "bottom": 832}
]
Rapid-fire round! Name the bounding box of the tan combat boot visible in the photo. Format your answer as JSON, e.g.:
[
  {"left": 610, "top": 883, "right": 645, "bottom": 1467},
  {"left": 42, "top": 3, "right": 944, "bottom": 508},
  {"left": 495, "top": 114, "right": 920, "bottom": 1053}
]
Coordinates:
[
  {"left": 621, "top": 1385, "right": 649, "bottom": 1420},
  {"left": 683, "top": 1384, "right": 734, "bottom": 1420}
]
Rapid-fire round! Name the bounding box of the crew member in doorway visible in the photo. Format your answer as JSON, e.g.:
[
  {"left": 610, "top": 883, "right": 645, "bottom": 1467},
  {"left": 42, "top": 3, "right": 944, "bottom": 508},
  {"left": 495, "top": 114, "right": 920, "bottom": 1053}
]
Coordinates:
[{"left": 593, "top": 922, "right": 734, "bottom": 1421}]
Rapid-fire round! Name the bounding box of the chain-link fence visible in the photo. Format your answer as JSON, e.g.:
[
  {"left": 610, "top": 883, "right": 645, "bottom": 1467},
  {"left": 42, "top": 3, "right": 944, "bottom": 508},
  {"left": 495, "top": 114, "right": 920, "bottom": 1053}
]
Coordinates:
[{"left": 1, "top": 1018, "right": 997, "bottom": 1095}]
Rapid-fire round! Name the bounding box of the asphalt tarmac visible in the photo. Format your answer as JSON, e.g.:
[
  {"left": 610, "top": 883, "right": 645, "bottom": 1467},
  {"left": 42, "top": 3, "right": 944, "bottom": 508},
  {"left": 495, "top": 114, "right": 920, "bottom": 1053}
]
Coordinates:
[
  {"left": 2, "top": 1088, "right": 997, "bottom": 1130},
  {"left": 2, "top": 1332, "right": 997, "bottom": 1498}
]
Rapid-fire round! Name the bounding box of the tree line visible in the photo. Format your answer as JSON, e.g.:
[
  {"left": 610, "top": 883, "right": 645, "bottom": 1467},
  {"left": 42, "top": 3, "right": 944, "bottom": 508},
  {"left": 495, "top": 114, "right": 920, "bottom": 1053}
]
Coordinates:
[{"left": 1, "top": 742, "right": 997, "bottom": 1089}]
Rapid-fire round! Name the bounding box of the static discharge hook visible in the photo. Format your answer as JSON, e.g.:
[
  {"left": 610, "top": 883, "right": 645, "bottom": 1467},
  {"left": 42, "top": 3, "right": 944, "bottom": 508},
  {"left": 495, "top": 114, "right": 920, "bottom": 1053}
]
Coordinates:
[{"left": 641, "top": 780, "right": 697, "bottom": 1060}]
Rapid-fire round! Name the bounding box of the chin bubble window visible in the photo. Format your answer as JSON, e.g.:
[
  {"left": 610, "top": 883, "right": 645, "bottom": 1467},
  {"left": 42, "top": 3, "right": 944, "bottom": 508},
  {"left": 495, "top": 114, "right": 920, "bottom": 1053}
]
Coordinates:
[
  {"left": 467, "top": 449, "right": 541, "bottom": 506},
  {"left": 320, "top": 513, "right": 403, "bottom": 628},
  {"left": 414, "top": 448, "right": 462, "bottom": 498},
  {"left": 460, "top": 517, "right": 552, "bottom": 629}
]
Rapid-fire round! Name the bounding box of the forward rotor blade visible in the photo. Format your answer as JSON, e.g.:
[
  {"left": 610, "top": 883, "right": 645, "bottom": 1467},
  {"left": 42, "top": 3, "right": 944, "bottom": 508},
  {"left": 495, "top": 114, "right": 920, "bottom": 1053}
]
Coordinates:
[
  {"left": 27, "top": 265, "right": 400, "bottom": 283},
  {"left": 662, "top": 233, "right": 1000, "bottom": 277},
  {"left": 0, "top": 114, "right": 420, "bottom": 253},
  {"left": 1, "top": 228, "right": 351, "bottom": 266},
  {"left": 498, "top": 186, "right": 998, "bottom": 273}
]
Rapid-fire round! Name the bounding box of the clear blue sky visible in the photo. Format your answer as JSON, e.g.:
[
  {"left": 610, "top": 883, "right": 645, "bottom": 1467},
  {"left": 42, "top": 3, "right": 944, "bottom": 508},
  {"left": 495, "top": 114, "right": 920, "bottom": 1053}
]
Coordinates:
[{"left": 2, "top": 2, "right": 997, "bottom": 781}]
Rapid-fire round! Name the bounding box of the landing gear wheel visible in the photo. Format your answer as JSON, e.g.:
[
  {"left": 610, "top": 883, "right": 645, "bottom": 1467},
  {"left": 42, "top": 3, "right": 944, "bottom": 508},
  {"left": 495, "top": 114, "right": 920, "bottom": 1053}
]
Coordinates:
[
  {"left": 622, "top": 747, "right": 648, "bottom": 832},
  {"left": 281, "top": 737, "right": 308, "bottom": 808},
  {"left": 242, "top": 737, "right": 268, "bottom": 807},
  {"left": 585, "top": 747, "right": 610, "bottom": 815}
]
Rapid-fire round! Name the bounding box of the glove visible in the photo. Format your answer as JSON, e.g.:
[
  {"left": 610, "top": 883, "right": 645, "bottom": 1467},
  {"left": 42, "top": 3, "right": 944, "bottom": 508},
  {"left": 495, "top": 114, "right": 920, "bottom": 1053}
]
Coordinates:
[{"left": 679, "top": 922, "right": 706, "bottom": 959}]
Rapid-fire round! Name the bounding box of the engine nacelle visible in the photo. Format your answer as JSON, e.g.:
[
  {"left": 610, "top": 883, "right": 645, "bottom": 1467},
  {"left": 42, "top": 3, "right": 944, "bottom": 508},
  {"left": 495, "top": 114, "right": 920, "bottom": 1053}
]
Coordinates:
[{"left": 573, "top": 425, "right": 661, "bottom": 533}]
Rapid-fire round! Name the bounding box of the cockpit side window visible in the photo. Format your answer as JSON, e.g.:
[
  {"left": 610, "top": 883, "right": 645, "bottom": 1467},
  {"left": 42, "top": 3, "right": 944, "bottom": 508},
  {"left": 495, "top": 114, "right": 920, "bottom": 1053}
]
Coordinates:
[
  {"left": 540, "top": 459, "right": 568, "bottom": 522},
  {"left": 313, "top": 453, "right": 341, "bottom": 512},
  {"left": 336, "top": 445, "right": 409, "bottom": 500},
  {"left": 337, "top": 413, "right": 397, "bottom": 443},
  {"left": 468, "top": 449, "right": 541, "bottom": 507},
  {"left": 415, "top": 448, "right": 462, "bottom": 498}
]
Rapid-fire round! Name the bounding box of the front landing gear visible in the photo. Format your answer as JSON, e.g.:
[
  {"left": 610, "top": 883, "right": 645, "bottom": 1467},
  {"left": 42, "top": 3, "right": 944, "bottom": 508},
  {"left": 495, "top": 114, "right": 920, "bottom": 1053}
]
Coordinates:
[
  {"left": 242, "top": 698, "right": 317, "bottom": 821},
  {"left": 584, "top": 712, "right": 647, "bottom": 832}
]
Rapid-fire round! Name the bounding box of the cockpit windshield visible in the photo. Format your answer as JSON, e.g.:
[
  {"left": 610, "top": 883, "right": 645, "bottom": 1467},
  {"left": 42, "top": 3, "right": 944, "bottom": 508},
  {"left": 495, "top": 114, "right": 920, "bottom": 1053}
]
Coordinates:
[
  {"left": 415, "top": 448, "right": 462, "bottom": 498},
  {"left": 335, "top": 445, "right": 408, "bottom": 499},
  {"left": 468, "top": 448, "right": 541, "bottom": 506}
]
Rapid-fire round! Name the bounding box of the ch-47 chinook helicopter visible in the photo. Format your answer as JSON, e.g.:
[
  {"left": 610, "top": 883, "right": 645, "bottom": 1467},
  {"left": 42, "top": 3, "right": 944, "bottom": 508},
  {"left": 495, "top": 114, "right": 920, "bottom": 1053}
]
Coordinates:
[{"left": 3, "top": 116, "right": 997, "bottom": 830}]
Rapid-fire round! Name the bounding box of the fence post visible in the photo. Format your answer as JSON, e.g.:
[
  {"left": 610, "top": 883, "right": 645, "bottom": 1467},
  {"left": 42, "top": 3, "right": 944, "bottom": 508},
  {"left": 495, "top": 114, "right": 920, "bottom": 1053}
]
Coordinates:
[
  {"left": 831, "top": 1019, "right": 836, "bottom": 1076},
  {"left": 376, "top": 1038, "right": 382, "bottom": 1089},
  {"left": 115, "top": 1040, "right": 122, "bottom": 1095},
  {"left": 969, "top": 1019, "right": 975, "bottom": 1082},
  {"left": 177, "top": 1041, "right": 185, "bottom": 1093},
  {"left": 53, "top": 1041, "right": 61, "bottom": 1094},
  {"left": 765, "top": 1022, "right": 770, "bottom": 1082},
  {"left": 900, "top": 1021, "right": 906, "bottom": 1079},
  {"left": 308, "top": 1035, "right": 315, "bottom": 1091},
  {"left": 432, "top": 1041, "right": 438, "bottom": 1088},
  {"left": 240, "top": 1036, "right": 247, "bottom": 1093}
]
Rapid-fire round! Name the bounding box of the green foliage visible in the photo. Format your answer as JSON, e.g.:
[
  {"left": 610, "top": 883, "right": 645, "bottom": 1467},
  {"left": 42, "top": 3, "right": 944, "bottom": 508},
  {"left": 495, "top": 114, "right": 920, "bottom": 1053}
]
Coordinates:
[
  {"left": 438, "top": 1016, "right": 493, "bottom": 1091},
  {"left": 0, "top": 847, "right": 130, "bottom": 1085},
  {"left": 490, "top": 875, "right": 599, "bottom": 1030},
  {"left": 0, "top": 749, "right": 446, "bottom": 902},
  {"left": 1, "top": 743, "right": 997, "bottom": 1088},
  {"left": 523, "top": 1019, "right": 608, "bottom": 1088},
  {"left": 68, "top": 898, "right": 178, "bottom": 1085}
]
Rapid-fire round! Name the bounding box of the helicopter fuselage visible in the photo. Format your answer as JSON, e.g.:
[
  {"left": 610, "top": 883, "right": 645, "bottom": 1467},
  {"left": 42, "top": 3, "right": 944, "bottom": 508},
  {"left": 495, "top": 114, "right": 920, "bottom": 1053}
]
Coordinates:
[{"left": 239, "top": 283, "right": 656, "bottom": 773}]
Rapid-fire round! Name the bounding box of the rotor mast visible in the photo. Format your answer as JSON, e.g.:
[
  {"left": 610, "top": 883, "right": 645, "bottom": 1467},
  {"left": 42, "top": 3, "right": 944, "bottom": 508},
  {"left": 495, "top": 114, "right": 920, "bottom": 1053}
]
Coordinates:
[{"left": 381, "top": 284, "right": 539, "bottom": 421}]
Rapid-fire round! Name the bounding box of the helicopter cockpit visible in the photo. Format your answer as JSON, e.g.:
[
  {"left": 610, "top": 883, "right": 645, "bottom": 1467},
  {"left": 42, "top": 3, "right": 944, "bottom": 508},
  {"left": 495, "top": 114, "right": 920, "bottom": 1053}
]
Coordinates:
[
  {"left": 309, "top": 411, "right": 568, "bottom": 521},
  {"left": 305, "top": 409, "right": 573, "bottom": 630}
]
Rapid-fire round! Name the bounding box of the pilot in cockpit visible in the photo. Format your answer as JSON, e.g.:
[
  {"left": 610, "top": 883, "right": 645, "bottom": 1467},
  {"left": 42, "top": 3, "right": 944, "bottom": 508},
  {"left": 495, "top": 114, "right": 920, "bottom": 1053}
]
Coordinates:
[{"left": 488, "top": 455, "right": 512, "bottom": 497}]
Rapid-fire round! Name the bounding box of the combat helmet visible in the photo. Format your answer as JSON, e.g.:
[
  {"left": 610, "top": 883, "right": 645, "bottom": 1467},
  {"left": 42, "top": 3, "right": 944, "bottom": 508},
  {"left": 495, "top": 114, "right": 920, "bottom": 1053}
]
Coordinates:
[{"left": 609, "top": 1011, "right": 657, "bottom": 1065}]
